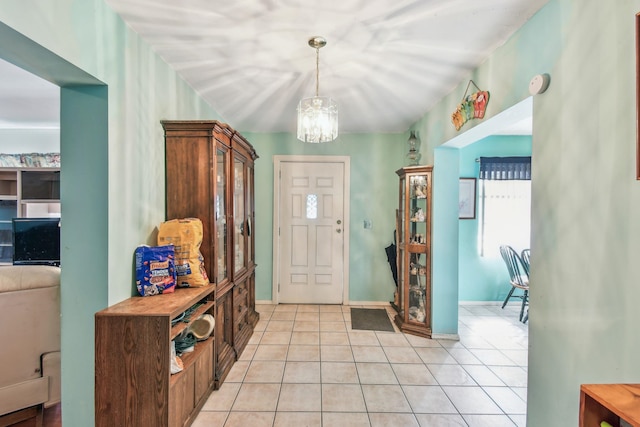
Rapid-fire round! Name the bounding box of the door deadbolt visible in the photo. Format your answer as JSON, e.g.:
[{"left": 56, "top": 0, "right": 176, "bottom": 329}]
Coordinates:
[{"left": 336, "top": 219, "right": 342, "bottom": 224}]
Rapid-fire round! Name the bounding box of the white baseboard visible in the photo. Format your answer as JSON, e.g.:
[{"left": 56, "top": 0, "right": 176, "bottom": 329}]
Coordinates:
[
  {"left": 431, "top": 333, "right": 460, "bottom": 341},
  {"left": 347, "top": 301, "right": 392, "bottom": 306},
  {"left": 259, "top": 300, "right": 505, "bottom": 307},
  {"left": 255, "top": 300, "right": 393, "bottom": 306},
  {"left": 459, "top": 300, "right": 503, "bottom": 306}
]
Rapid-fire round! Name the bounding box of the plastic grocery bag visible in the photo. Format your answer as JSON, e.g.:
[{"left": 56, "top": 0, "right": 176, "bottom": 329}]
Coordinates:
[{"left": 158, "top": 218, "right": 209, "bottom": 287}]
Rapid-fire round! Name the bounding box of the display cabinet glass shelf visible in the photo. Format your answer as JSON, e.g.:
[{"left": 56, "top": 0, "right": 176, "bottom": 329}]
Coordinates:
[{"left": 394, "top": 165, "right": 433, "bottom": 338}]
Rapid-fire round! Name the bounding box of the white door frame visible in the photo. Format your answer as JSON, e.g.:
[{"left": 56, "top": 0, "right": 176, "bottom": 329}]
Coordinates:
[{"left": 272, "top": 155, "right": 350, "bottom": 304}]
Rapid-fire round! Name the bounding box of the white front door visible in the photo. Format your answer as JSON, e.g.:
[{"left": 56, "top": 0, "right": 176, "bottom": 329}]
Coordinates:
[{"left": 277, "top": 159, "right": 347, "bottom": 304}]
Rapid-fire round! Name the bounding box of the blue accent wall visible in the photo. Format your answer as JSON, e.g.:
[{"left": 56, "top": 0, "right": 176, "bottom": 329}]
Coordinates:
[
  {"left": 458, "top": 135, "right": 532, "bottom": 302},
  {"left": 432, "top": 147, "right": 460, "bottom": 335},
  {"left": 60, "top": 85, "right": 109, "bottom": 424}
]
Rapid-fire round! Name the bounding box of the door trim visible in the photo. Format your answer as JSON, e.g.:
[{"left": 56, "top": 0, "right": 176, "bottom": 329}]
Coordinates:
[{"left": 272, "top": 155, "right": 350, "bottom": 305}]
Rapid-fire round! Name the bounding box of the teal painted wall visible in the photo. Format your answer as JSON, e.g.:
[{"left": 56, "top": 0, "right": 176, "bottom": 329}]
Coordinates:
[
  {"left": 0, "top": 2, "right": 220, "bottom": 425},
  {"left": 528, "top": 2, "right": 640, "bottom": 424},
  {"left": 3, "top": 0, "right": 640, "bottom": 425},
  {"left": 412, "top": 0, "right": 640, "bottom": 425},
  {"left": 458, "top": 135, "right": 532, "bottom": 302},
  {"left": 60, "top": 85, "right": 108, "bottom": 425},
  {"left": 432, "top": 147, "right": 460, "bottom": 335},
  {"left": 243, "top": 132, "right": 405, "bottom": 303}
]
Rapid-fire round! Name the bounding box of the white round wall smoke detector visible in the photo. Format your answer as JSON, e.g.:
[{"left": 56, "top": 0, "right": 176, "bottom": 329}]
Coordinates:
[{"left": 529, "top": 74, "right": 550, "bottom": 95}]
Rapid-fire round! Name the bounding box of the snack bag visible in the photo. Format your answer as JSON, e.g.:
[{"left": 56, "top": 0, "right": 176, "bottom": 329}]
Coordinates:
[
  {"left": 157, "top": 218, "right": 209, "bottom": 287},
  {"left": 135, "top": 244, "right": 176, "bottom": 296}
]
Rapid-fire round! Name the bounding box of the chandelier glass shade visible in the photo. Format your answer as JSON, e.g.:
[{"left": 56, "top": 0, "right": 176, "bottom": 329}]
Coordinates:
[
  {"left": 297, "top": 96, "right": 338, "bottom": 143},
  {"left": 297, "top": 36, "right": 338, "bottom": 143}
]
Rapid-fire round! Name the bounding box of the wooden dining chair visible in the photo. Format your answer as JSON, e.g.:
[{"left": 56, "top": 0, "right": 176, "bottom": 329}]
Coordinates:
[{"left": 499, "top": 245, "right": 529, "bottom": 322}]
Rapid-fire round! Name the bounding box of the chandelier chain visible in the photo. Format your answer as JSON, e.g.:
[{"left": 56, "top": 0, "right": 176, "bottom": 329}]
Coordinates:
[
  {"left": 297, "top": 36, "right": 338, "bottom": 143},
  {"left": 315, "top": 47, "right": 320, "bottom": 97}
]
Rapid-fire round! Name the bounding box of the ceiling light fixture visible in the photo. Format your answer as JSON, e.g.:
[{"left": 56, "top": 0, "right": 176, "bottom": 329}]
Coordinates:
[{"left": 297, "top": 36, "right": 338, "bottom": 143}]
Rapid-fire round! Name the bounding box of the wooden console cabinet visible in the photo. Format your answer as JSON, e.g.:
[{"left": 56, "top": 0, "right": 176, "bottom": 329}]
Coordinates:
[
  {"left": 580, "top": 384, "right": 640, "bottom": 427},
  {"left": 162, "top": 120, "right": 258, "bottom": 387},
  {"left": 94, "top": 122, "right": 257, "bottom": 426},
  {"left": 95, "top": 286, "right": 215, "bottom": 427}
]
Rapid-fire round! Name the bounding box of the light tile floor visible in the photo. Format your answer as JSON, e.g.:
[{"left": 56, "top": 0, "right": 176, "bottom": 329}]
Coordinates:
[{"left": 193, "top": 302, "right": 528, "bottom": 427}]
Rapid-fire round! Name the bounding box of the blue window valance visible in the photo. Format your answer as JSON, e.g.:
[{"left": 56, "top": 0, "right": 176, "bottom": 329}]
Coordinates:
[{"left": 479, "top": 156, "right": 531, "bottom": 180}]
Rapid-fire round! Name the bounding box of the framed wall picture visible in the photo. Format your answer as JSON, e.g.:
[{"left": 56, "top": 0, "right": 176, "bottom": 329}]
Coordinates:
[{"left": 459, "top": 178, "right": 477, "bottom": 219}]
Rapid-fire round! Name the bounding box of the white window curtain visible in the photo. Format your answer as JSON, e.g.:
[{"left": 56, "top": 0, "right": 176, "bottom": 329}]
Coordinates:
[{"left": 478, "top": 157, "right": 531, "bottom": 256}]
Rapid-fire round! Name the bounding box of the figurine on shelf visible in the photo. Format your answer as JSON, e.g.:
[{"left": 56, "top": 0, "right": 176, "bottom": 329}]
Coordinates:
[
  {"left": 416, "top": 294, "right": 426, "bottom": 322},
  {"left": 410, "top": 262, "right": 426, "bottom": 276},
  {"left": 409, "top": 305, "right": 426, "bottom": 322},
  {"left": 411, "top": 208, "right": 425, "bottom": 222},
  {"left": 411, "top": 234, "right": 424, "bottom": 244},
  {"left": 414, "top": 183, "right": 427, "bottom": 199}
]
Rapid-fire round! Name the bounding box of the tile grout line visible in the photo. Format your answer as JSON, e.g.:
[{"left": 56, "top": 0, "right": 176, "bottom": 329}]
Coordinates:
[{"left": 203, "top": 303, "right": 527, "bottom": 426}]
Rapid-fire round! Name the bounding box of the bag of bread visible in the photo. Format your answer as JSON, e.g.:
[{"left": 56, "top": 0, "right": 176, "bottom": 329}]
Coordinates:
[{"left": 157, "top": 218, "right": 209, "bottom": 287}]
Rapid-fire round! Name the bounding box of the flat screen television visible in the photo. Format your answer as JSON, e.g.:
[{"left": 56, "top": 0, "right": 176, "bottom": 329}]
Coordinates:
[{"left": 12, "top": 217, "right": 61, "bottom": 266}]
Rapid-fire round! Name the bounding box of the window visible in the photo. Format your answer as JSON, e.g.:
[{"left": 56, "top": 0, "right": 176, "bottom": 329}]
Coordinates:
[
  {"left": 306, "top": 194, "right": 318, "bottom": 219},
  {"left": 479, "top": 179, "right": 531, "bottom": 256}
]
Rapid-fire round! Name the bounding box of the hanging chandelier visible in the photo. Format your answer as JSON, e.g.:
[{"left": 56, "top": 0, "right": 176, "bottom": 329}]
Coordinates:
[{"left": 297, "top": 36, "right": 338, "bottom": 143}]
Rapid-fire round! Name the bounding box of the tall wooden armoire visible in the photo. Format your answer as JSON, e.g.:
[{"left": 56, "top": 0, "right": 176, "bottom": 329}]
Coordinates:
[{"left": 162, "top": 120, "right": 258, "bottom": 387}]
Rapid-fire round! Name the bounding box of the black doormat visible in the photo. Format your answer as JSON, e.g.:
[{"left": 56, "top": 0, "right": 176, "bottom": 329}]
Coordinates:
[{"left": 350, "top": 308, "right": 395, "bottom": 332}]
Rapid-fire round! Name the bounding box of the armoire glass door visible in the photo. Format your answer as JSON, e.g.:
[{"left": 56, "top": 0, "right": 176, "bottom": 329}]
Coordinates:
[
  {"left": 215, "top": 147, "right": 228, "bottom": 284},
  {"left": 247, "top": 165, "right": 254, "bottom": 266},
  {"left": 233, "top": 156, "right": 245, "bottom": 275}
]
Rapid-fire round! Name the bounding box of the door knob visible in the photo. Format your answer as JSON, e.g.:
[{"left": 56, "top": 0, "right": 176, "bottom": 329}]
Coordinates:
[{"left": 336, "top": 229, "right": 342, "bottom": 233}]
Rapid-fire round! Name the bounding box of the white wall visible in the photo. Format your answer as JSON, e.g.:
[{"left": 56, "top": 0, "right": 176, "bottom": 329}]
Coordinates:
[{"left": 0, "top": 129, "right": 59, "bottom": 153}]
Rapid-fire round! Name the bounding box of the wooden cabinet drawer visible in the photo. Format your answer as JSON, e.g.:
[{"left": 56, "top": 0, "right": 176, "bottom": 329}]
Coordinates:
[
  {"left": 233, "top": 280, "right": 249, "bottom": 318},
  {"left": 234, "top": 286, "right": 249, "bottom": 338},
  {"left": 233, "top": 280, "right": 249, "bottom": 305}
]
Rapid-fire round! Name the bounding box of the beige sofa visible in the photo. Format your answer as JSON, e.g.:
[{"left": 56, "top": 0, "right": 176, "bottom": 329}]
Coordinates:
[{"left": 0, "top": 265, "right": 61, "bottom": 424}]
